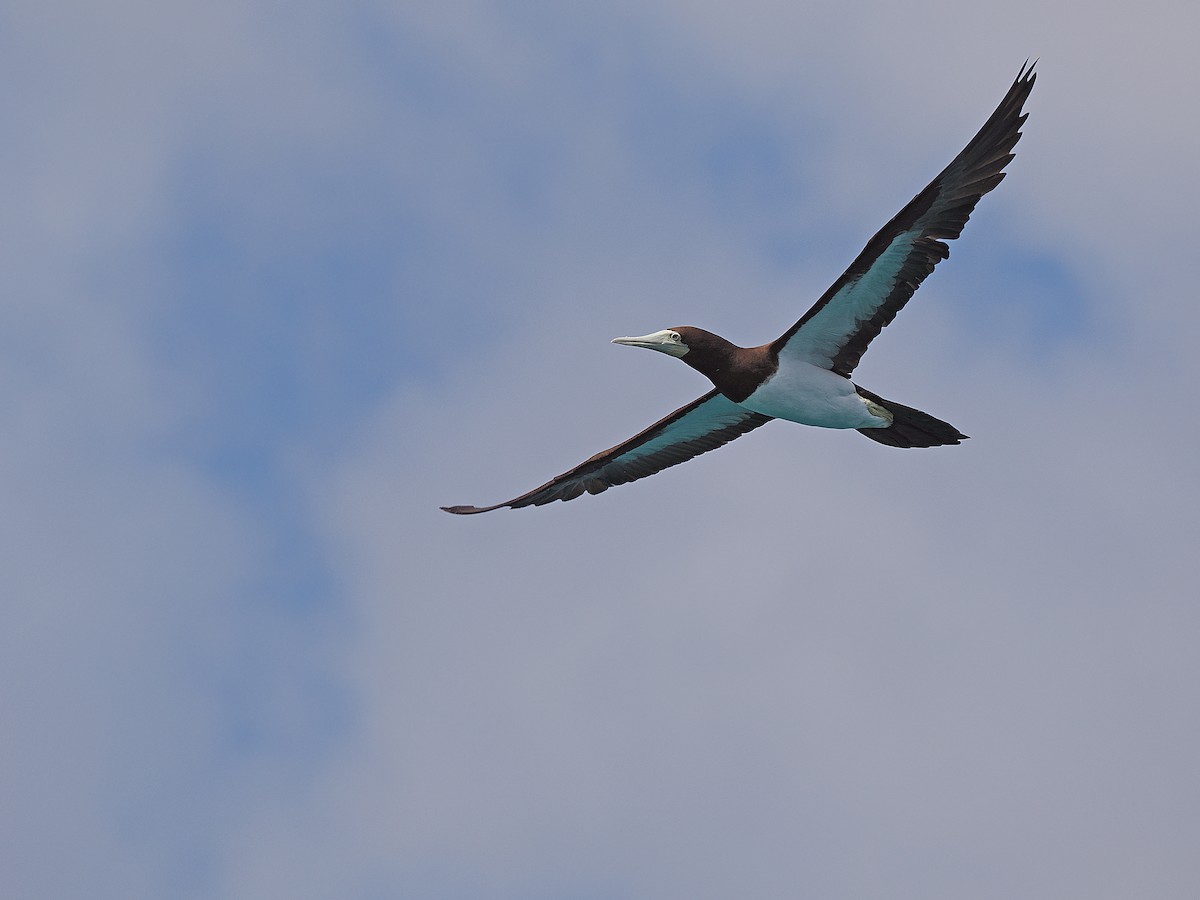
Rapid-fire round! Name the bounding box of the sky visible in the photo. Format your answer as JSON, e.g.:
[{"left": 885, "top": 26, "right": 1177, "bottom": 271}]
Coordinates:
[{"left": 2, "top": 1, "right": 1199, "bottom": 898}]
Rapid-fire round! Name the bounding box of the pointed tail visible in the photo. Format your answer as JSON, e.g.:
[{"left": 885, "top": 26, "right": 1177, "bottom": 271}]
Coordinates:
[{"left": 854, "top": 387, "right": 968, "bottom": 449}]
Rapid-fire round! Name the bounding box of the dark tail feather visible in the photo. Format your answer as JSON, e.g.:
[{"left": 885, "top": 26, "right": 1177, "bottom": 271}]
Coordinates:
[{"left": 854, "top": 387, "right": 968, "bottom": 449}]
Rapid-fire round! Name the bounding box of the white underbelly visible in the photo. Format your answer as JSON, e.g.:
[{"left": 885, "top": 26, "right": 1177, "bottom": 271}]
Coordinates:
[{"left": 740, "top": 363, "right": 889, "bottom": 429}]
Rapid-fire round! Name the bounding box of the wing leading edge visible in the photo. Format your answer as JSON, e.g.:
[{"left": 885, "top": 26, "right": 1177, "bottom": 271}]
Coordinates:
[
  {"left": 773, "top": 62, "right": 1036, "bottom": 376},
  {"left": 441, "top": 390, "right": 773, "bottom": 514}
]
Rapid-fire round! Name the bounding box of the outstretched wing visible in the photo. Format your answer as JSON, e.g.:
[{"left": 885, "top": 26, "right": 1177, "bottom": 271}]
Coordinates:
[
  {"left": 441, "top": 390, "right": 772, "bottom": 514},
  {"left": 773, "top": 62, "right": 1036, "bottom": 376}
]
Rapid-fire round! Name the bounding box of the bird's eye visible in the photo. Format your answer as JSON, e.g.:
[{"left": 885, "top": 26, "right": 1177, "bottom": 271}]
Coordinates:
[{"left": 671, "top": 332, "right": 681, "bottom": 342}]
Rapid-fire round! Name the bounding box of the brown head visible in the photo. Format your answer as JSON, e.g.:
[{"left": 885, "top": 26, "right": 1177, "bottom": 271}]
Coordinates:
[{"left": 610, "top": 326, "right": 775, "bottom": 402}]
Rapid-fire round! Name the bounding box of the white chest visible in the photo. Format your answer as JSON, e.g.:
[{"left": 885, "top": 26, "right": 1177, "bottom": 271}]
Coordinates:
[{"left": 739, "top": 362, "right": 887, "bottom": 429}]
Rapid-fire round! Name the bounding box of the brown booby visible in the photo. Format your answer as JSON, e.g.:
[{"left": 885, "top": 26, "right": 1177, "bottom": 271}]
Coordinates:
[{"left": 443, "top": 64, "right": 1035, "bottom": 514}]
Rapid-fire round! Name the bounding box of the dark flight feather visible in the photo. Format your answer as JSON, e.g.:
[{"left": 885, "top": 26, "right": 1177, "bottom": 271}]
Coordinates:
[
  {"left": 441, "top": 390, "right": 772, "bottom": 514},
  {"left": 772, "top": 62, "right": 1036, "bottom": 376}
]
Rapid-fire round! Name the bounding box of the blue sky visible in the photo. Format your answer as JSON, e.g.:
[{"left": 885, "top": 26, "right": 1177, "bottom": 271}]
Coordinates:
[{"left": 3, "top": 2, "right": 1200, "bottom": 898}]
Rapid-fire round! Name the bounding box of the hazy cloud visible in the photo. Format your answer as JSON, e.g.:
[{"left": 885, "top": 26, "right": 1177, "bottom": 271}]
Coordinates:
[{"left": 2, "top": 1, "right": 1198, "bottom": 898}]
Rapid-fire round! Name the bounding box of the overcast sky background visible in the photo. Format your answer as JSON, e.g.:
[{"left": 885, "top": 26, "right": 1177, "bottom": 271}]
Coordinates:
[{"left": 3, "top": 2, "right": 1199, "bottom": 898}]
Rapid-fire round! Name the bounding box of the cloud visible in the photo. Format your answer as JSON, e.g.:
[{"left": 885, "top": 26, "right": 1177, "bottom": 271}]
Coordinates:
[{"left": 2, "top": 1, "right": 1199, "bottom": 898}]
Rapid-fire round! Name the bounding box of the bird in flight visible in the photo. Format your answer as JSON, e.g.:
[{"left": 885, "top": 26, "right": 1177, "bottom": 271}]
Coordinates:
[{"left": 443, "top": 63, "right": 1035, "bottom": 514}]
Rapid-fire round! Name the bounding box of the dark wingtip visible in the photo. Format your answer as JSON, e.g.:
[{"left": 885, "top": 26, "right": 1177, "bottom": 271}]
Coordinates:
[{"left": 441, "top": 504, "right": 487, "bottom": 515}]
